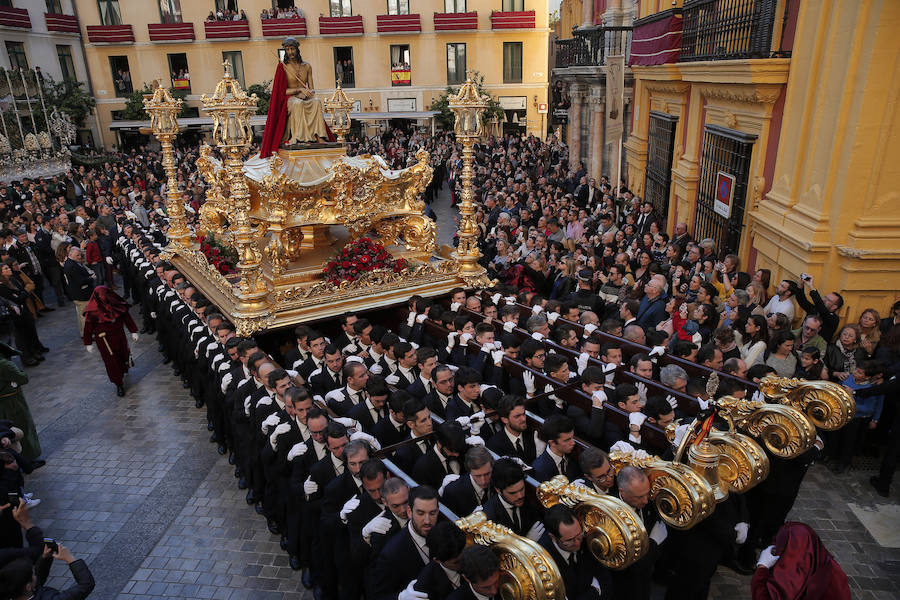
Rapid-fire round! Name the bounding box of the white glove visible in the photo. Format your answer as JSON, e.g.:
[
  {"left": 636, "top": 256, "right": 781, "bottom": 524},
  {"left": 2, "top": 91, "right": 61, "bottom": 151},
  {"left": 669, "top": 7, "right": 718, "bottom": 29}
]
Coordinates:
[
  {"left": 491, "top": 293, "right": 502, "bottom": 304},
  {"left": 751, "top": 390, "right": 765, "bottom": 403},
  {"left": 351, "top": 430, "right": 381, "bottom": 450},
  {"left": 629, "top": 412, "right": 647, "bottom": 429},
  {"left": 303, "top": 477, "right": 318, "bottom": 496},
  {"left": 666, "top": 394, "right": 678, "bottom": 410},
  {"left": 446, "top": 331, "right": 459, "bottom": 350},
  {"left": 243, "top": 395, "right": 252, "bottom": 416},
  {"left": 261, "top": 414, "right": 280, "bottom": 434},
  {"left": 636, "top": 381, "right": 648, "bottom": 402},
  {"left": 460, "top": 333, "right": 473, "bottom": 345},
  {"left": 547, "top": 312, "right": 560, "bottom": 324},
  {"left": 340, "top": 496, "right": 361, "bottom": 522},
  {"left": 531, "top": 304, "right": 542, "bottom": 315},
  {"left": 505, "top": 296, "right": 517, "bottom": 304},
  {"left": 591, "top": 390, "right": 607, "bottom": 407},
  {"left": 150, "top": 311, "right": 157, "bottom": 319},
  {"left": 649, "top": 345, "right": 666, "bottom": 358},
  {"left": 523, "top": 371, "right": 536, "bottom": 394},
  {"left": 450, "top": 302, "right": 461, "bottom": 312},
  {"left": 583, "top": 323, "right": 598, "bottom": 336},
  {"left": 465, "top": 435, "right": 485, "bottom": 446},
  {"left": 399, "top": 580, "right": 429, "bottom": 600},
  {"left": 439, "top": 473, "right": 461, "bottom": 495},
  {"left": 610, "top": 441, "right": 636, "bottom": 454},
  {"left": 287, "top": 442, "right": 308, "bottom": 461},
  {"left": 270, "top": 422, "right": 291, "bottom": 451},
  {"left": 649, "top": 521, "right": 668, "bottom": 545},
  {"left": 503, "top": 321, "right": 516, "bottom": 333},
  {"left": 362, "top": 515, "right": 392, "bottom": 538},
  {"left": 491, "top": 349, "right": 505, "bottom": 365},
  {"left": 105, "top": 256, "right": 113, "bottom": 265},
  {"left": 385, "top": 374, "right": 401, "bottom": 385},
  {"left": 590, "top": 578, "right": 602, "bottom": 593},
  {"left": 369, "top": 364, "right": 383, "bottom": 375},
  {"left": 86, "top": 344, "right": 94, "bottom": 354},
  {"left": 455, "top": 415, "right": 471, "bottom": 428},
  {"left": 446, "top": 364, "right": 459, "bottom": 372},
  {"left": 333, "top": 417, "right": 357, "bottom": 428},
  {"left": 416, "top": 313, "right": 427, "bottom": 324},
  {"left": 814, "top": 435, "right": 825, "bottom": 451},
  {"left": 345, "top": 355, "right": 364, "bottom": 364},
  {"left": 531, "top": 331, "right": 544, "bottom": 341},
  {"left": 407, "top": 312, "right": 416, "bottom": 328},
  {"left": 577, "top": 352, "right": 590, "bottom": 375},
  {"left": 132, "top": 332, "right": 139, "bottom": 342},
  {"left": 673, "top": 423, "right": 691, "bottom": 448},
  {"left": 571, "top": 478, "right": 586, "bottom": 487},
  {"left": 525, "top": 521, "right": 546, "bottom": 541},
  {"left": 757, "top": 545, "right": 779, "bottom": 569},
  {"left": 735, "top": 522, "right": 749, "bottom": 545}
]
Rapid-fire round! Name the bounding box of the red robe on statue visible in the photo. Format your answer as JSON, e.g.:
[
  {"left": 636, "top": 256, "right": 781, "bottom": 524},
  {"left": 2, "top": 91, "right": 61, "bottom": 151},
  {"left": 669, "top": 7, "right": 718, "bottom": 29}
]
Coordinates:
[{"left": 260, "top": 62, "right": 335, "bottom": 159}]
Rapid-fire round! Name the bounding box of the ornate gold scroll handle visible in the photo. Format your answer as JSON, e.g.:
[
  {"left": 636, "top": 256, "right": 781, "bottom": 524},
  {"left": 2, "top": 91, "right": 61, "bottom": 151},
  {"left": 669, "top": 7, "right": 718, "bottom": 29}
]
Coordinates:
[
  {"left": 716, "top": 395, "right": 816, "bottom": 459},
  {"left": 607, "top": 450, "right": 716, "bottom": 530},
  {"left": 455, "top": 511, "right": 565, "bottom": 600},
  {"left": 536, "top": 475, "right": 648, "bottom": 570},
  {"left": 757, "top": 375, "right": 856, "bottom": 431}
]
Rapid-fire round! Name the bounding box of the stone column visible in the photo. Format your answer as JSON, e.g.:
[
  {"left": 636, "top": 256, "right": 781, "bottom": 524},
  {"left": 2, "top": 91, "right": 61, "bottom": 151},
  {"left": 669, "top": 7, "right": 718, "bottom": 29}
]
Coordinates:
[
  {"left": 590, "top": 96, "right": 605, "bottom": 180},
  {"left": 580, "top": 0, "right": 594, "bottom": 28},
  {"left": 567, "top": 84, "right": 585, "bottom": 166}
]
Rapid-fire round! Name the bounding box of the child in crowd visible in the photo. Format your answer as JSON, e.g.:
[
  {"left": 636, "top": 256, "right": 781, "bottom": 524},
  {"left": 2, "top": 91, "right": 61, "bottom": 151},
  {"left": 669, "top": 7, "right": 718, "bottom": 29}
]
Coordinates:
[
  {"left": 826, "top": 361, "right": 884, "bottom": 473},
  {"left": 795, "top": 347, "right": 828, "bottom": 380}
]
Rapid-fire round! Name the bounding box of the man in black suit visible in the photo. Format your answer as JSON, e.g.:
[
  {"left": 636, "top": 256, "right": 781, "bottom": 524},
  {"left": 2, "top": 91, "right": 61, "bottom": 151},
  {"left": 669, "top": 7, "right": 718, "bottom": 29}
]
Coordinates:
[
  {"left": 296, "top": 330, "right": 327, "bottom": 380},
  {"left": 62, "top": 246, "right": 95, "bottom": 335},
  {"left": 539, "top": 505, "right": 613, "bottom": 600},
  {"left": 308, "top": 344, "right": 345, "bottom": 398},
  {"left": 445, "top": 366, "right": 482, "bottom": 422},
  {"left": 348, "top": 375, "right": 389, "bottom": 434},
  {"left": 612, "top": 466, "right": 667, "bottom": 600},
  {"left": 577, "top": 447, "right": 616, "bottom": 495},
  {"left": 532, "top": 415, "right": 581, "bottom": 483},
  {"left": 406, "top": 347, "right": 438, "bottom": 400},
  {"left": 409, "top": 521, "right": 467, "bottom": 599},
  {"left": 369, "top": 388, "right": 410, "bottom": 447},
  {"left": 423, "top": 364, "right": 454, "bottom": 418},
  {"left": 369, "top": 485, "right": 440, "bottom": 600},
  {"left": 282, "top": 324, "right": 311, "bottom": 371},
  {"left": 325, "top": 360, "right": 368, "bottom": 416},
  {"left": 487, "top": 395, "right": 539, "bottom": 464},
  {"left": 447, "top": 545, "right": 501, "bottom": 600},
  {"left": 482, "top": 458, "right": 543, "bottom": 540},
  {"left": 440, "top": 445, "right": 493, "bottom": 517},
  {"left": 365, "top": 477, "right": 409, "bottom": 555},
  {"left": 334, "top": 311, "right": 359, "bottom": 351},
  {"left": 393, "top": 398, "right": 434, "bottom": 473},
  {"left": 412, "top": 421, "right": 467, "bottom": 490},
  {"left": 387, "top": 341, "right": 419, "bottom": 389}
]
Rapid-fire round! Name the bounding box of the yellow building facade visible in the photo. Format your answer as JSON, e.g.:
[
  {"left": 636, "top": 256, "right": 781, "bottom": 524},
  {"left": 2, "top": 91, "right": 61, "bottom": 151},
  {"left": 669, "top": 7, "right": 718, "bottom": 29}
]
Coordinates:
[
  {"left": 623, "top": 0, "right": 900, "bottom": 321},
  {"left": 73, "top": 0, "right": 550, "bottom": 148}
]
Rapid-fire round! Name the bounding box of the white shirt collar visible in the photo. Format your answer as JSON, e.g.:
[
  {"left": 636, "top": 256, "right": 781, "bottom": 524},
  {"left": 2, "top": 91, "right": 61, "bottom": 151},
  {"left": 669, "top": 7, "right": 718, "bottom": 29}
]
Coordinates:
[
  {"left": 552, "top": 539, "right": 572, "bottom": 562},
  {"left": 408, "top": 522, "right": 429, "bottom": 563},
  {"left": 440, "top": 564, "right": 461, "bottom": 589},
  {"left": 505, "top": 427, "right": 522, "bottom": 445}
]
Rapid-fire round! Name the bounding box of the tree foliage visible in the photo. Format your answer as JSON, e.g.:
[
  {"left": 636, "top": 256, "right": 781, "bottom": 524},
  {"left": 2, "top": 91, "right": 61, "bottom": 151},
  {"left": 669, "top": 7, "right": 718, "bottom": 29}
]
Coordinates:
[
  {"left": 120, "top": 83, "right": 190, "bottom": 121},
  {"left": 429, "top": 71, "right": 506, "bottom": 131},
  {"left": 247, "top": 81, "right": 272, "bottom": 116},
  {"left": 41, "top": 78, "right": 96, "bottom": 129}
]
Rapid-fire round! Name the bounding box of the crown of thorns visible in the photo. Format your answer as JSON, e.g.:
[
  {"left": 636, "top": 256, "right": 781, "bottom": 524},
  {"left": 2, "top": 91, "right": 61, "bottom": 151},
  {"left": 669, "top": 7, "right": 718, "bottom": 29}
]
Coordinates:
[{"left": 282, "top": 37, "right": 299, "bottom": 49}]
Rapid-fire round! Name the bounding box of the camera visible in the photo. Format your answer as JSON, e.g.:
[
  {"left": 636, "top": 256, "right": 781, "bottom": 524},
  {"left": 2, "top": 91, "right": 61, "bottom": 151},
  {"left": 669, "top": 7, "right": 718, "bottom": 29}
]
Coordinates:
[
  {"left": 43, "top": 538, "right": 58, "bottom": 554},
  {"left": 801, "top": 273, "right": 811, "bottom": 282},
  {"left": 7, "top": 492, "right": 19, "bottom": 508}
]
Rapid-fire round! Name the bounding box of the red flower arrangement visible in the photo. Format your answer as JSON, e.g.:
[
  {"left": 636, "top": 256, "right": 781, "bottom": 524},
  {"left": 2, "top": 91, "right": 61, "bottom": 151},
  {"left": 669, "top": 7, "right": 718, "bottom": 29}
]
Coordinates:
[
  {"left": 323, "top": 238, "right": 409, "bottom": 285},
  {"left": 196, "top": 233, "right": 238, "bottom": 276}
]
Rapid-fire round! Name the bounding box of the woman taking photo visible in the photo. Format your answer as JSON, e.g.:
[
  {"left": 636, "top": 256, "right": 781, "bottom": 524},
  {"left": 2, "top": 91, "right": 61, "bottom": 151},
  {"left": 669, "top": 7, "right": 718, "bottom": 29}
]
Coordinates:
[{"left": 741, "top": 314, "right": 769, "bottom": 367}]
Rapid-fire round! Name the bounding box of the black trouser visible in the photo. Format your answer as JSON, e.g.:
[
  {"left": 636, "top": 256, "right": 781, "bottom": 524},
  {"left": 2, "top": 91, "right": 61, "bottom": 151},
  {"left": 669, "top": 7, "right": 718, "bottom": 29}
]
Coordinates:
[
  {"left": 878, "top": 403, "right": 900, "bottom": 485},
  {"left": 829, "top": 416, "right": 871, "bottom": 468},
  {"left": 43, "top": 262, "right": 65, "bottom": 306}
]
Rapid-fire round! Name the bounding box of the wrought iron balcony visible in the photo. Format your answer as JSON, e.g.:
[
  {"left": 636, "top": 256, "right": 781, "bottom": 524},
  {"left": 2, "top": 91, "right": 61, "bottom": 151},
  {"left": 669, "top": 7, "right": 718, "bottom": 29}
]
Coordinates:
[
  {"left": 680, "top": 0, "right": 777, "bottom": 62},
  {"left": 554, "top": 26, "right": 632, "bottom": 69}
]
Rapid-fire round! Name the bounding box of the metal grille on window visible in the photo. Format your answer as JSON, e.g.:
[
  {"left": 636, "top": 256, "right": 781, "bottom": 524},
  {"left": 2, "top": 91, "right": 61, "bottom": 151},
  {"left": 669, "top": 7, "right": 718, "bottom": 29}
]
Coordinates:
[
  {"left": 644, "top": 111, "right": 678, "bottom": 224},
  {"left": 693, "top": 124, "right": 756, "bottom": 257}
]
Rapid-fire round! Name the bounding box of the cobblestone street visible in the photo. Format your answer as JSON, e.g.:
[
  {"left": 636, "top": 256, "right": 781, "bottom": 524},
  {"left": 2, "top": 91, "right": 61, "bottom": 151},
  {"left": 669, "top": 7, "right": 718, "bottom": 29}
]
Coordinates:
[{"left": 19, "top": 288, "right": 900, "bottom": 599}]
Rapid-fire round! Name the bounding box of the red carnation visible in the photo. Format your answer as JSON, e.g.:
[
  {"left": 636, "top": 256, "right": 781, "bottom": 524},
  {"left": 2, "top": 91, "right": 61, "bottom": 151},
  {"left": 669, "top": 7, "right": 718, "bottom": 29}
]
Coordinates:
[{"left": 342, "top": 261, "right": 351, "bottom": 268}]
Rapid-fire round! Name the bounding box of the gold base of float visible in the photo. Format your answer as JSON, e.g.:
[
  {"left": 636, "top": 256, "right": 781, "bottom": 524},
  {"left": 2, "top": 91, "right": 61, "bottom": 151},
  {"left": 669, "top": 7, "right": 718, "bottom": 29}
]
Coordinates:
[{"left": 169, "top": 145, "right": 466, "bottom": 335}]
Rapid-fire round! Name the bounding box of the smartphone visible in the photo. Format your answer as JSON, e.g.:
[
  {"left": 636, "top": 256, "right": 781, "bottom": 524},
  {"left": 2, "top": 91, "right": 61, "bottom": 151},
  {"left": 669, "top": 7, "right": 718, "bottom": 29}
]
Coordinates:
[
  {"left": 7, "top": 492, "right": 18, "bottom": 507},
  {"left": 43, "top": 538, "right": 58, "bottom": 553}
]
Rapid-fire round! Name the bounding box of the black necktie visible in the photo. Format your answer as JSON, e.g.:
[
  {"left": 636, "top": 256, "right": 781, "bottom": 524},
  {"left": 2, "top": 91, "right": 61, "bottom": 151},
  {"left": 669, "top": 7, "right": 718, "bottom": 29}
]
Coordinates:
[
  {"left": 334, "top": 371, "right": 341, "bottom": 386},
  {"left": 568, "top": 553, "right": 577, "bottom": 569},
  {"left": 560, "top": 457, "right": 568, "bottom": 476},
  {"left": 515, "top": 438, "right": 524, "bottom": 456},
  {"left": 511, "top": 507, "right": 521, "bottom": 532},
  {"left": 425, "top": 381, "right": 432, "bottom": 395}
]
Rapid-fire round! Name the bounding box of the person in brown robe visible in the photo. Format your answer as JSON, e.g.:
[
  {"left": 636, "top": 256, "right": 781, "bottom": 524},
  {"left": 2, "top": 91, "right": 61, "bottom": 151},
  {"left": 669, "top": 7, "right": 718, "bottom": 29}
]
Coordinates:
[{"left": 82, "top": 286, "right": 138, "bottom": 397}]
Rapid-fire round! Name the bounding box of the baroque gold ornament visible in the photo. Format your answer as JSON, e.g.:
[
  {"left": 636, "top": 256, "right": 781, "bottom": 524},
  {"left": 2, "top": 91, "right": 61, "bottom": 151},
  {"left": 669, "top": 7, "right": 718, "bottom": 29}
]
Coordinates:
[
  {"left": 323, "top": 79, "right": 353, "bottom": 144},
  {"left": 455, "top": 511, "right": 564, "bottom": 600},
  {"left": 757, "top": 375, "right": 856, "bottom": 431},
  {"left": 716, "top": 395, "right": 816, "bottom": 459},
  {"left": 537, "top": 475, "right": 648, "bottom": 570}
]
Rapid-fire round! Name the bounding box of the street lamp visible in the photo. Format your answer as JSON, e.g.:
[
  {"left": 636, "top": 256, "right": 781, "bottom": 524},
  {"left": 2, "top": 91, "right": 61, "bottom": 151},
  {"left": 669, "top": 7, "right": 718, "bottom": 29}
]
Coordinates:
[
  {"left": 201, "top": 61, "right": 268, "bottom": 309},
  {"left": 325, "top": 79, "right": 354, "bottom": 145},
  {"left": 448, "top": 71, "right": 491, "bottom": 288},
  {"left": 143, "top": 83, "right": 191, "bottom": 245}
]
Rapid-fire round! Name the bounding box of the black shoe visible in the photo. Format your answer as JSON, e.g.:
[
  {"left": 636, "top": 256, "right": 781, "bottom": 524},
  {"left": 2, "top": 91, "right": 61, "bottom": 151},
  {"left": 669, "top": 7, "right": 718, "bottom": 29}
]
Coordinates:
[
  {"left": 139, "top": 328, "right": 148, "bottom": 334},
  {"left": 183, "top": 380, "right": 191, "bottom": 389},
  {"left": 238, "top": 477, "right": 248, "bottom": 490},
  {"left": 313, "top": 585, "right": 325, "bottom": 600},
  {"left": 245, "top": 490, "right": 257, "bottom": 505},
  {"left": 35, "top": 355, "right": 45, "bottom": 362},
  {"left": 870, "top": 476, "right": 890, "bottom": 497},
  {"left": 39, "top": 345, "right": 50, "bottom": 353},
  {"left": 195, "top": 397, "right": 203, "bottom": 408},
  {"left": 722, "top": 557, "right": 755, "bottom": 576},
  {"left": 254, "top": 503, "right": 265, "bottom": 515},
  {"left": 31, "top": 459, "right": 46, "bottom": 469},
  {"left": 301, "top": 568, "right": 313, "bottom": 588},
  {"left": 207, "top": 421, "right": 215, "bottom": 431},
  {"left": 217, "top": 444, "right": 227, "bottom": 455},
  {"left": 267, "top": 520, "right": 280, "bottom": 535},
  {"left": 234, "top": 466, "right": 242, "bottom": 479},
  {"left": 290, "top": 556, "right": 302, "bottom": 571},
  {"left": 228, "top": 452, "right": 236, "bottom": 465},
  {"left": 280, "top": 535, "right": 288, "bottom": 550},
  {"left": 209, "top": 433, "right": 219, "bottom": 443},
  {"left": 23, "top": 358, "right": 38, "bottom": 367},
  {"left": 116, "top": 384, "right": 125, "bottom": 397},
  {"left": 173, "top": 368, "right": 180, "bottom": 376}
]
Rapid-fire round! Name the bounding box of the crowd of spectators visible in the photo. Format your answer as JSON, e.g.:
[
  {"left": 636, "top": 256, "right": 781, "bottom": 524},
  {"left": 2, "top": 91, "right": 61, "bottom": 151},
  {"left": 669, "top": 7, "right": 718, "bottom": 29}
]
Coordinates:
[
  {"left": 206, "top": 8, "right": 249, "bottom": 21},
  {"left": 260, "top": 7, "right": 304, "bottom": 19}
]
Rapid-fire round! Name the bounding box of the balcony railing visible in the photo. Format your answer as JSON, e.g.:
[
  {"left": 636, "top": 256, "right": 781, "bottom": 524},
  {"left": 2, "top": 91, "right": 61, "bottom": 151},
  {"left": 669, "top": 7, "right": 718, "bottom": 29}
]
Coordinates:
[
  {"left": 555, "top": 26, "right": 632, "bottom": 68},
  {"left": 680, "top": 0, "right": 776, "bottom": 62},
  {"left": 0, "top": 6, "right": 31, "bottom": 29},
  {"left": 45, "top": 13, "right": 79, "bottom": 34}
]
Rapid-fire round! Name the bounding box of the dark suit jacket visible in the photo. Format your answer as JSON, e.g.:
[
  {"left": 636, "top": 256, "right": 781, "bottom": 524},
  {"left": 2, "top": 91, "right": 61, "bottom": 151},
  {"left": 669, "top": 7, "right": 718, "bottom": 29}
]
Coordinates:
[
  {"left": 406, "top": 376, "right": 431, "bottom": 400},
  {"left": 538, "top": 533, "right": 612, "bottom": 600},
  {"left": 481, "top": 494, "right": 540, "bottom": 537},
  {"left": 636, "top": 295, "right": 667, "bottom": 330},
  {"left": 309, "top": 367, "right": 343, "bottom": 398},
  {"left": 283, "top": 345, "right": 307, "bottom": 371},
  {"left": 371, "top": 416, "right": 408, "bottom": 448},
  {"left": 412, "top": 447, "right": 459, "bottom": 490},
  {"left": 348, "top": 400, "right": 384, "bottom": 434},
  {"left": 415, "top": 560, "right": 458, "bottom": 599},
  {"left": 369, "top": 527, "right": 428, "bottom": 600},
  {"left": 532, "top": 449, "right": 581, "bottom": 483},
  {"left": 63, "top": 258, "right": 94, "bottom": 301},
  {"left": 486, "top": 428, "right": 538, "bottom": 464},
  {"left": 448, "top": 583, "right": 498, "bottom": 600},
  {"left": 393, "top": 436, "right": 428, "bottom": 473},
  {"left": 444, "top": 394, "right": 477, "bottom": 422},
  {"left": 327, "top": 386, "right": 364, "bottom": 417},
  {"left": 423, "top": 390, "right": 450, "bottom": 419},
  {"left": 441, "top": 473, "right": 490, "bottom": 517},
  {"left": 296, "top": 355, "right": 324, "bottom": 382}
]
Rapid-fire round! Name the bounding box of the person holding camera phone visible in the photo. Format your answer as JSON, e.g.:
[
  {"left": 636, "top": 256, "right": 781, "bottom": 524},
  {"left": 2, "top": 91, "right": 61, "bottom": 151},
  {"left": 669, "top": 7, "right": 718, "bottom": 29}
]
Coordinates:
[{"left": 0, "top": 538, "right": 95, "bottom": 600}]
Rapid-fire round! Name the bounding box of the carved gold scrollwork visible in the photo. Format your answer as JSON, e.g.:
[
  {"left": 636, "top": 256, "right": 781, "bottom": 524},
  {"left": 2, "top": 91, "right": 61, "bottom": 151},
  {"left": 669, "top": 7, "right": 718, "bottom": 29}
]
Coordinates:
[
  {"left": 607, "top": 451, "right": 715, "bottom": 530},
  {"left": 455, "top": 512, "right": 565, "bottom": 600},
  {"left": 757, "top": 375, "right": 856, "bottom": 431},
  {"left": 537, "top": 475, "right": 648, "bottom": 570},
  {"left": 716, "top": 395, "right": 816, "bottom": 459}
]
